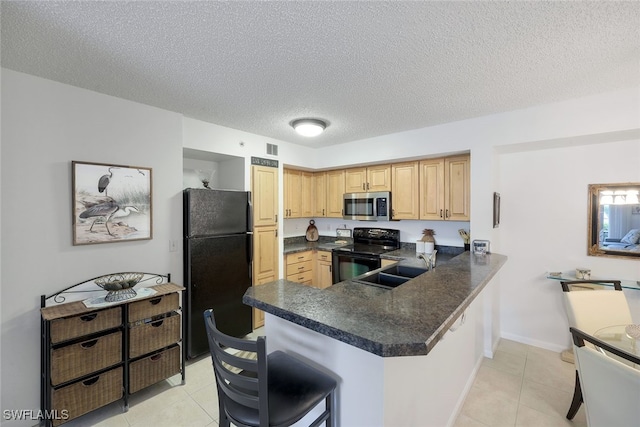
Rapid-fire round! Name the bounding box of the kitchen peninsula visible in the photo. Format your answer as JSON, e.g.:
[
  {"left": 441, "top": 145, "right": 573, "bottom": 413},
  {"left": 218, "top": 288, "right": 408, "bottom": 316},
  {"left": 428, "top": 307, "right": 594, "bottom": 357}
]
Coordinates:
[{"left": 244, "top": 251, "right": 507, "bottom": 426}]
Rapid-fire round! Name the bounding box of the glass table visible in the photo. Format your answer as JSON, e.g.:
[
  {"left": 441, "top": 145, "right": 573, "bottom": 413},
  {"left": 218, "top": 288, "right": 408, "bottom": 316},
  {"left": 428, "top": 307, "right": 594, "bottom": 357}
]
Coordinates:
[
  {"left": 546, "top": 273, "right": 640, "bottom": 291},
  {"left": 593, "top": 324, "right": 640, "bottom": 368}
]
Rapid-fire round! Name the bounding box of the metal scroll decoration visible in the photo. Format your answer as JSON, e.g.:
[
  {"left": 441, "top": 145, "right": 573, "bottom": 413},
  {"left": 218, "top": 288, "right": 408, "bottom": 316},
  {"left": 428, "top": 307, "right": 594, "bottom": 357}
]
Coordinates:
[{"left": 72, "top": 161, "right": 152, "bottom": 245}]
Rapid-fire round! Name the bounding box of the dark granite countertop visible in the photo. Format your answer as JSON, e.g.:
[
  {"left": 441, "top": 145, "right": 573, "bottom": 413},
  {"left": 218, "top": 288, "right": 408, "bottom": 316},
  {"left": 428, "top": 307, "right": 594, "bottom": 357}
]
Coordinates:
[
  {"left": 244, "top": 251, "right": 507, "bottom": 357},
  {"left": 283, "top": 236, "right": 352, "bottom": 254}
]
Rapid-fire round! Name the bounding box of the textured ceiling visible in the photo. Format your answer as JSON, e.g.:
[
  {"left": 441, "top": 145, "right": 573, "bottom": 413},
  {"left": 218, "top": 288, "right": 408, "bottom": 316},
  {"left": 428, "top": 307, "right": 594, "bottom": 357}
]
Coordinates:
[{"left": 2, "top": 1, "right": 639, "bottom": 148}]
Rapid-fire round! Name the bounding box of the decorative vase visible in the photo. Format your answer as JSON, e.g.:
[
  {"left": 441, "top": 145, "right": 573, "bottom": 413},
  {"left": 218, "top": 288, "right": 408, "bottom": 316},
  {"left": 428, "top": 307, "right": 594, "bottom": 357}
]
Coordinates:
[{"left": 421, "top": 229, "right": 435, "bottom": 253}]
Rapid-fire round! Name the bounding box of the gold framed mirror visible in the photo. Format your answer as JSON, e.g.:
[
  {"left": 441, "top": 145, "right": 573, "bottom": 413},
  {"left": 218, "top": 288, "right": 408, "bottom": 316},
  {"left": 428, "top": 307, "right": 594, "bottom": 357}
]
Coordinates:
[{"left": 588, "top": 183, "right": 640, "bottom": 259}]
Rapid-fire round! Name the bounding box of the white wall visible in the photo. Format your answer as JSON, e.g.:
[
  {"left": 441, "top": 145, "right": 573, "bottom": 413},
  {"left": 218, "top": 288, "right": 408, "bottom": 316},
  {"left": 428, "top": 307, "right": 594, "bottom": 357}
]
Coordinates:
[
  {"left": 0, "top": 70, "right": 184, "bottom": 425},
  {"left": 498, "top": 139, "right": 640, "bottom": 351}
]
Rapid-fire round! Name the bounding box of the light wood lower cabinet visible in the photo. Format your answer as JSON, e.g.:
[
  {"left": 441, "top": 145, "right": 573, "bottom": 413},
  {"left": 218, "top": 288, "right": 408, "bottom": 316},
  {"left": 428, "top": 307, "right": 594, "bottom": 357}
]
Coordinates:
[
  {"left": 253, "top": 225, "right": 279, "bottom": 329},
  {"left": 285, "top": 250, "right": 314, "bottom": 285},
  {"left": 315, "top": 250, "right": 333, "bottom": 289}
]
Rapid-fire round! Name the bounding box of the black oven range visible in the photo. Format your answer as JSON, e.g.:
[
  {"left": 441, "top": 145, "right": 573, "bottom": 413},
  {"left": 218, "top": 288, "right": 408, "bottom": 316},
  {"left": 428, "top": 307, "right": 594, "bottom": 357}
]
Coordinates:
[{"left": 332, "top": 227, "right": 400, "bottom": 283}]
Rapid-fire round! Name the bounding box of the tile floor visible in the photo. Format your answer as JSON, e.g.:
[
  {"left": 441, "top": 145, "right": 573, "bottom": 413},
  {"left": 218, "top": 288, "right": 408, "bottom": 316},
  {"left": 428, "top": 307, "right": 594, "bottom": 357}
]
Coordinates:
[{"left": 63, "top": 338, "right": 587, "bottom": 427}]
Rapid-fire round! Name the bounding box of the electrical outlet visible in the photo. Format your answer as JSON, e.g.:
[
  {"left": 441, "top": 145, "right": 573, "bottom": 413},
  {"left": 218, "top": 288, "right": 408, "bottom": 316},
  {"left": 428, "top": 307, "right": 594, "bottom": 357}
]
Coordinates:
[{"left": 169, "top": 240, "right": 178, "bottom": 252}]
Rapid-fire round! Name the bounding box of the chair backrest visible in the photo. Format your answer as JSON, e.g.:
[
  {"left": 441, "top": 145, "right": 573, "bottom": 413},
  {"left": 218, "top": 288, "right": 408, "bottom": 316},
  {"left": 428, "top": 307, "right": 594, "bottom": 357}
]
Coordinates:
[
  {"left": 560, "top": 281, "right": 632, "bottom": 335},
  {"left": 570, "top": 327, "right": 640, "bottom": 427},
  {"left": 204, "top": 309, "right": 269, "bottom": 426}
]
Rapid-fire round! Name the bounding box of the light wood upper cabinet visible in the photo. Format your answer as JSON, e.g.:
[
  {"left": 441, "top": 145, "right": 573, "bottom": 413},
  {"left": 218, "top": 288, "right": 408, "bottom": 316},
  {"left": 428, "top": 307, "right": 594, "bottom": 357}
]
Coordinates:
[
  {"left": 313, "top": 172, "right": 327, "bottom": 217},
  {"left": 445, "top": 155, "right": 470, "bottom": 221},
  {"left": 345, "top": 165, "right": 391, "bottom": 192},
  {"left": 391, "top": 162, "right": 419, "bottom": 219},
  {"left": 252, "top": 165, "right": 279, "bottom": 226},
  {"left": 284, "top": 169, "right": 313, "bottom": 218},
  {"left": 326, "top": 169, "right": 345, "bottom": 218},
  {"left": 419, "top": 155, "right": 470, "bottom": 221}
]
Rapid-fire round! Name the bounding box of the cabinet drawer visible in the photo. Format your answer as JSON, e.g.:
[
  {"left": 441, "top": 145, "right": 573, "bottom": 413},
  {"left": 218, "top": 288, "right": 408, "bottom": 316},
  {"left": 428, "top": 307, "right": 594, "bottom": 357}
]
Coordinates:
[
  {"left": 51, "top": 366, "right": 123, "bottom": 426},
  {"left": 287, "top": 270, "right": 314, "bottom": 284},
  {"left": 286, "top": 260, "right": 313, "bottom": 276},
  {"left": 51, "top": 331, "right": 122, "bottom": 386},
  {"left": 128, "top": 292, "right": 179, "bottom": 323},
  {"left": 50, "top": 307, "right": 121, "bottom": 344},
  {"left": 317, "top": 251, "right": 332, "bottom": 262},
  {"left": 286, "top": 251, "right": 312, "bottom": 264},
  {"left": 129, "top": 313, "right": 181, "bottom": 358},
  {"left": 129, "top": 345, "right": 181, "bottom": 393}
]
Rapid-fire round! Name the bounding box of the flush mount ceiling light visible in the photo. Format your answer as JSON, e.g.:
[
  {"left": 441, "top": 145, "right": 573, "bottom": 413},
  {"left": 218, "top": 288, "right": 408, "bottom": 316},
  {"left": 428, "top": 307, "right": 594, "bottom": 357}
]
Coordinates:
[{"left": 291, "top": 119, "right": 326, "bottom": 137}]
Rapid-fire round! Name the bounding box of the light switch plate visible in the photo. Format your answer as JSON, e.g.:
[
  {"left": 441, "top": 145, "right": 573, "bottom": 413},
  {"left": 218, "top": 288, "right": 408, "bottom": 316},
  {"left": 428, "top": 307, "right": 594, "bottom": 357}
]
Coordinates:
[{"left": 336, "top": 228, "right": 352, "bottom": 238}]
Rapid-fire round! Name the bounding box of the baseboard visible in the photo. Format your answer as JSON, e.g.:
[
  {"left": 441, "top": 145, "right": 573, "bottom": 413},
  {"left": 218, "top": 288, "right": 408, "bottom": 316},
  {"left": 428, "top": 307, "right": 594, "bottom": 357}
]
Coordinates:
[
  {"left": 446, "top": 351, "right": 484, "bottom": 427},
  {"left": 499, "top": 331, "right": 567, "bottom": 353}
]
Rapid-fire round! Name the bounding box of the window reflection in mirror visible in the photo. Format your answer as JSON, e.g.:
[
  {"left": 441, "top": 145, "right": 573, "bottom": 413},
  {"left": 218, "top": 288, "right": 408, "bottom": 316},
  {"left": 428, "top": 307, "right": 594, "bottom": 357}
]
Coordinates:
[{"left": 588, "top": 183, "right": 640, "bottom": 259}]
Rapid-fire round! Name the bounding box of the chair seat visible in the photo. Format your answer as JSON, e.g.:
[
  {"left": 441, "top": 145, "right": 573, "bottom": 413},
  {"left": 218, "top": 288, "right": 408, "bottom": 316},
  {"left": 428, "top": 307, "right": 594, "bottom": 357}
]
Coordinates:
[{"left": 224, "top": 351, "right": 337, "bottom": 427}]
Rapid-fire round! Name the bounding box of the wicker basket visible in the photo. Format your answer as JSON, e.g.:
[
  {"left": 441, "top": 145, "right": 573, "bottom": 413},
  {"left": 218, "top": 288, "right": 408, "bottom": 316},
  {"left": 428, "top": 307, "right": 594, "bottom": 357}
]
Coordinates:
[
  {"left": 129, "top": 345, "right": 181, "bottom": 393},
  {"left": 128, "top": 293, "right": 179, "bottom": 324},
  {"left": 129, "top": 314, "right": 181, "bottom": 358},
  {"left": 51, "top": 331, "right": 122, "bottom": 386},
  {"left": 51, "top": 366, "right": 123, "bottom": 426},
  {"left": 50, "top": 306, "right": 121, "bottom": 344}
]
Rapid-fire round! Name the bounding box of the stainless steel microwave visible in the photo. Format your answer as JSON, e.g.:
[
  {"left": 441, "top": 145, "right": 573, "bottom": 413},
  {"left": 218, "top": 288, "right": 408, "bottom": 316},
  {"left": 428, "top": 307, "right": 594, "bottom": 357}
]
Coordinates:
[{"left": 343, "top": 191, "right": 391, "bottom": 221}]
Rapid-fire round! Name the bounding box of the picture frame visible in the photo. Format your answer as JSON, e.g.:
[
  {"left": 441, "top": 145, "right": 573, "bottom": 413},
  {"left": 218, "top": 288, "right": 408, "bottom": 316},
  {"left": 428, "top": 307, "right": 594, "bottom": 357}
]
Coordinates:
[
  {"left": 72, "top": 161, "right": 152, "bottom": 245},
  {"left": 493, "top": 192, "right": 501, "bottom": 228}
]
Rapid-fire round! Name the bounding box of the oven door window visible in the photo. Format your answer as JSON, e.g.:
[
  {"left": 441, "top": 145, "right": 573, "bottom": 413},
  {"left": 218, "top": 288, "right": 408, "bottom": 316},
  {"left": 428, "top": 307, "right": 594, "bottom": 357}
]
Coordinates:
[
  {"left": 344, "top": 198, "right": 373, "bottom": 216},
  {"left": 333, "top": 253, "right": 380, "bottom": 282}
]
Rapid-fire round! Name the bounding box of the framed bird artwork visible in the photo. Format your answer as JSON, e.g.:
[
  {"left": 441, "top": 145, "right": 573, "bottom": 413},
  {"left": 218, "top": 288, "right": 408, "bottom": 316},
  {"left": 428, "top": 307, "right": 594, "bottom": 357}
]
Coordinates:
[{"left": 72, "top": 161, "right": 152, "bottom": 245}]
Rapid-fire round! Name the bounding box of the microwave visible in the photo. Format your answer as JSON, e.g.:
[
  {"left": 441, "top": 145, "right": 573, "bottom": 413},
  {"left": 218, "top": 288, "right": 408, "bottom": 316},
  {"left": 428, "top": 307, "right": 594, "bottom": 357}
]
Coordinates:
[{"left": 343, "top": 191, "right": 391, "bottom": 221}]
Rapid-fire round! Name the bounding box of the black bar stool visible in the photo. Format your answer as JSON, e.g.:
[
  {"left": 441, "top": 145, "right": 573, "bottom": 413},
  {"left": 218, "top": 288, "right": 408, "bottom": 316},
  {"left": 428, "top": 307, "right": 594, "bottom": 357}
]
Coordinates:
[{"left": 204, "top": 309, "right": 337, "bottom": 427}]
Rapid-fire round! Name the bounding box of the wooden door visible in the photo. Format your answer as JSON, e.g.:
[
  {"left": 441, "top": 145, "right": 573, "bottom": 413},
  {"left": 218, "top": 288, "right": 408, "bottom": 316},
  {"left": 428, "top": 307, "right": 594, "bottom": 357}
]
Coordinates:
[
  {"left": 391, "top": 162, "right": 419, "bottom": 219},
  {"left": 313, "top": 172, "right": 327, "bottom": 217},
  {"left": 252, "top": 225, "right": 278, "bottom": 328},
  {"left": 326, "top": 170, "right": 345, "bottom": 218},
  {"left": 419, "top": 159, "right": 445, "bottom": 220},
  {"left": 367, "top": 164, "right": 391, "bottom": 191},
  {"left": 445, "top": 155, "right": 470, "bottom": 221},
  {"left": 252, "top": 165, "right": 278, "bottom": 226},
  {"left": 345, "top": 167, "right": 367, "bottom": 192}
]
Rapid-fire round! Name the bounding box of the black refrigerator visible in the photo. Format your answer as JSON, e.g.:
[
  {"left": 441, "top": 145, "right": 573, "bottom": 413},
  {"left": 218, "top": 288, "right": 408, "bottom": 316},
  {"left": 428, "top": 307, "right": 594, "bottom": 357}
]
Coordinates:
[{"left": 183, "top": 188, "right": 253, "bottom": 359}]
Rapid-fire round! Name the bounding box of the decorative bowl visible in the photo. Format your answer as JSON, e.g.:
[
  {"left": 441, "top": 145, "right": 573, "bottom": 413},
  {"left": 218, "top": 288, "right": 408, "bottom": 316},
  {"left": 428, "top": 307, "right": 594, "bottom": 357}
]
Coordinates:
[{"left": 95, "top": 273, "right": 143, "bottom": 301}]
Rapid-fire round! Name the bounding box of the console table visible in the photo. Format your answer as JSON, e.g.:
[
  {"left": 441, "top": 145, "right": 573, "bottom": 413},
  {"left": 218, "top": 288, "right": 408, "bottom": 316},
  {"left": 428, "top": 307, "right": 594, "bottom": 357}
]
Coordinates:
[{"left": 40, "top": 273, "right": 185, "bottom": 426}]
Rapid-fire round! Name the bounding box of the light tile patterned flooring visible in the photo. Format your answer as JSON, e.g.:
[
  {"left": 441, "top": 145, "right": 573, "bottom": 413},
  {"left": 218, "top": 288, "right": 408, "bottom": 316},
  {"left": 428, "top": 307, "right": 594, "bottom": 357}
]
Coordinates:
[{"left": 63, "top": 338, "right": 587, "bottom": 427}]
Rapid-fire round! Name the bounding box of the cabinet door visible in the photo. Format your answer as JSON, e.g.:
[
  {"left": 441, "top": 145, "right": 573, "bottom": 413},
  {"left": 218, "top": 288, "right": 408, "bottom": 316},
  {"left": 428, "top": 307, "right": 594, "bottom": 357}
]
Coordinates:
[
  {"left": 345, "top": 167, "right": 367, "bottom": 192},
  {"left": 326, "top": 170, "right": 345, "bottom": 218},
  {"left": 252, "top": 225, "right": 278, "bottom": 328},
  {"left": 419, "top": 159, "right": 445, "bottom": 220},
  {"left": 391, "top": 162, "right": 419, "bottom": 219},
  {"left": 367, "top": 165, "right": 391, "bottom": 191},
  {"left": 300, "top": 171, "right": 314, "bottom": 218},
  {"left": 445, "top": 156, "right": 470, "bottom": 221},
  {"left": 252, "top": 165, "right": 279, "bottom": 226},
  {"left": 253, "top": 225, "right": 278, "bottom": 281},
  {"left": 313, "top": 172, "right": 327, "bottom": 217},
  {"left": 284, "top": 169, "right": 302, "bottom": 218},
  {"left": 315, "top": 251, "right": 333, "bottom": 289}
]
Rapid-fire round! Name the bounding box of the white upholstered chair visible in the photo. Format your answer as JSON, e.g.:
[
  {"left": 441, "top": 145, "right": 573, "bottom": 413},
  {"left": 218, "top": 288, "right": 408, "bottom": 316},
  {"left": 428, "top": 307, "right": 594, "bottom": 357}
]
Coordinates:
[
  {"left": 560, "top": 280, "right": 633, "bottom": 419},
  {"left": 570, "top": 327, "right": 640, "bottom": 427}
]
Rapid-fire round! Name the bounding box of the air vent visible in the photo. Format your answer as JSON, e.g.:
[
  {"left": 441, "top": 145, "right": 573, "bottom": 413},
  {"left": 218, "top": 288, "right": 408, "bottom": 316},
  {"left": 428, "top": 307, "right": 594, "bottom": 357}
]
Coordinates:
[{"left": 266, "top": 143, "right": 278, "bottom": 156}]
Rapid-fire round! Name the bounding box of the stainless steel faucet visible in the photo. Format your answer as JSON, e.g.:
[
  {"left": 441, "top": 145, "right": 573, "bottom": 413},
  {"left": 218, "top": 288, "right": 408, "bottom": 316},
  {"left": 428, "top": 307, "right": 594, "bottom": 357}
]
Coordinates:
[{"left": 418, "top": 250, "right": 437, "bottom": 270}]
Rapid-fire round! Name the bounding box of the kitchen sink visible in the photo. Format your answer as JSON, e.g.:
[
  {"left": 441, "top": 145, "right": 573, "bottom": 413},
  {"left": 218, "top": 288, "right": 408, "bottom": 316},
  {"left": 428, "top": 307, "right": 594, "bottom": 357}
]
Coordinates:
[{"left": 352, "top": 264, "right": 429, "bottom": 289}]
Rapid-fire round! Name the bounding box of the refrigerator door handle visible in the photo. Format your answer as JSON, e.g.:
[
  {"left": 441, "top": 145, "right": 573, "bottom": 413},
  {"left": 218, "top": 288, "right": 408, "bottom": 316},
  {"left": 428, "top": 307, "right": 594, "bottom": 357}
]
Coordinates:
[
  {"left": 247, "top": 233, "right": 253, "bottom": 266},
  {"left": 247, "top": 196, "right": 253, "bottom": 233}
]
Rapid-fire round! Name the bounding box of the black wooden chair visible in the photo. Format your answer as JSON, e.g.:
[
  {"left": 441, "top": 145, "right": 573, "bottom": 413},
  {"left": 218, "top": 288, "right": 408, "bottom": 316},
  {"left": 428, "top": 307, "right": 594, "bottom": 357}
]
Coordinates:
[
  {"left": 204, "top": 309, "right": 337, "bottom": 427},
  {"left": 569, "top": 327, "right": 640, "bottom": 426}
]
